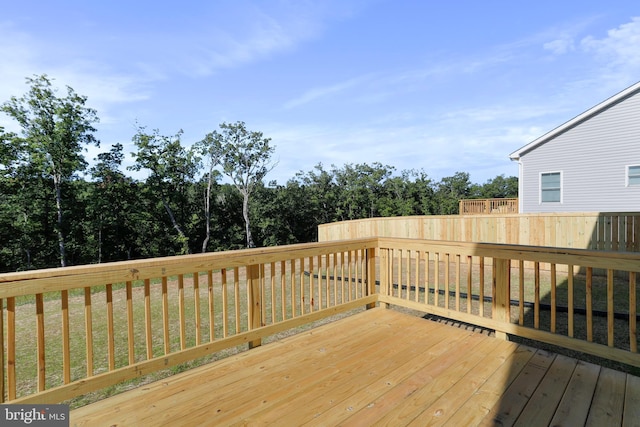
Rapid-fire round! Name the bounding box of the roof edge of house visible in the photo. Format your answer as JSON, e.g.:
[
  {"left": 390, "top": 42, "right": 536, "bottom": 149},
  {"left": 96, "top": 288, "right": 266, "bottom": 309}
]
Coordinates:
[{"left": 509, "top": 80, "right": 640, "bottom": 161}]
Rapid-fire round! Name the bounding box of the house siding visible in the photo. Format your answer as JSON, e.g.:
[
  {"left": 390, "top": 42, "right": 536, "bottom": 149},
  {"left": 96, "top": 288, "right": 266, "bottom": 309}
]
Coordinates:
[{"left": 520, "top": 90, "right": 640, "bottom": 213}]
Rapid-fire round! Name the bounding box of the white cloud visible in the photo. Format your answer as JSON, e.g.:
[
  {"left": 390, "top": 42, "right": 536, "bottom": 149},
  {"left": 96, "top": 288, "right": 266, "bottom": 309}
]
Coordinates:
[
  {"left": 171, "top": 3, "right": 345, "bottom": 77},
  {"left": 282, "top": 75, "right": 373, "bottom": 109},
  {"left": 544, "top": 37, "right": 575, "bottom": 55},
  {"left": 581, "top": 17, "right": 640, "bottom": 66},
  {"left": 578, "top": 16, "right": 640, "bottom": 89}
]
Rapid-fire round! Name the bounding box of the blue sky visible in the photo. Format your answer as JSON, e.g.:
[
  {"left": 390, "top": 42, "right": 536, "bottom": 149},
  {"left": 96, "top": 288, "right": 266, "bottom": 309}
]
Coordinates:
[{"left": 1, "top": 1, "right": 639, "bottom": 185}]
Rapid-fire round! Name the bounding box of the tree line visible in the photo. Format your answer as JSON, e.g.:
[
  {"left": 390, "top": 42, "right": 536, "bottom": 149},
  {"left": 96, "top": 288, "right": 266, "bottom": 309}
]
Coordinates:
[{"left": 0, "top": 75, "right": 517, "bottom": 273}]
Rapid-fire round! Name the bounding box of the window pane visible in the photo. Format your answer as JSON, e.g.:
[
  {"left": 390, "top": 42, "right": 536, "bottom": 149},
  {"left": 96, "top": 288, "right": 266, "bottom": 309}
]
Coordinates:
[
  {"left": 541, "top": 173, "right": 560, "bottom": 187},
  {"left": 542, "top": 189, "right": 561, "bottom": 202},
  {"left": 541, "top": 172, "right": 561, "bottom": 203},
  {"left": 629, "top": 166, "right": 640, "bottom": 186}
]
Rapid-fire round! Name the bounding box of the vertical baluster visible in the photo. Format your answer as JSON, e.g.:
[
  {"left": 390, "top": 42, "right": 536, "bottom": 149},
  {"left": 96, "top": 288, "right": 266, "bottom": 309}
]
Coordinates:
[
  {"left": 271, "top": 262, "right": 277, "bottom": 323},
  {"left": 84, "top": 287, "right": 94, "bottom": 377},
  {"left": 425, "top": 252, "right": 431, "bottom": 305},
  {"left": 397, "top": 249, "right": 402, "bottom": 299},
  {"left": 144, "top": 279, "right": 153, "bottom": 359},
  {"left": 126, "top": 282, "right": 134, "bottom": 365},
  {"left": 607, "top": 269, "right": 614, "bottom": 347},
  {"left": 333, "top": 253, "right": 338, "bottom": 306},
  {"left": 178, "top": 275, "right": 186, "bottom": 350},
  {"left": 455, "top": 255, "right": 461, "bottom": 311},
  {"left": 280, "top": 261, "right": 286, "bottom": 319},
  {"left": 340, "top": 252, "right": 346, "bottom": 304},
  {"left": 36, "top": 293, "right": 45, "bottom": 390},
  {"left": 62, "top": 290, "right": 71, "bottom": 384},
  {"left": 7, "top": 297, "right": 15, "bottom": 400},
  {"left": 348, "top": 252, "right": 353, "bottom": 301},
  {"left": 221, "top": 269, "right": 228, "bottom": 338},
  {"left": 586, "top": 267, "right": 593, "bottom": 342},
  {"left": 307, "top": 258, "right": 314, "bottom": 312},
  {"left": 326, "top": 253, "right": 331, "bottom": 304},
  {"left": 319, "top": 255, "right": 324, "bottom": 308},
  {"left": 234, "top": 268, "right": 240, "bottom": 334},
  {"left": 106, "top": 284, "right": 116, "bottom": 369},
  {"left": 479, "top": 257, "right": 485, "bottom": 317},
  {"left": 299, "top": 259, "right": 305, "bottom": 315},
  {"left": 445, "top": 253, "right": 450, "bottom": 309},
  {"left": 518, "top": 261, "right": 524, "bottom": 325},
  {"left": 161, "top": 278, "right": 170, "bottom": 354},
  {"left": 466, "top": 256, "right": 472, "bottom": 314},
  {"left": 630, "top": 272, "right": 637, "bottom": 353},
  {"left": 416, "top": 252, "right": 422, "bottom": 303},
  {"left": 405, "top": 250, "right": 411, "bottom": 301},
  {"left": 261, "top": 264, "right": 266, "bottom": 326},
  {"left": 568, "top": 265, "right": 574, "bottom": 338},
  {"left": 208, "top": 270, "right": 214, "bottom": 342},
  {"left": 435, "top": 253, "right": 440, "bottom": 307},
  {"left": 194, "top": 272, "right": 201, "bottom": 346},
  {"left": 291, "top": 259, "right": 296, "bottom": 318},
  {"left": 550, "top": 265, "right": 556, "bottom": 333},
  {"left": 534, "top": 262, "right": 540, "bottom": 329}
]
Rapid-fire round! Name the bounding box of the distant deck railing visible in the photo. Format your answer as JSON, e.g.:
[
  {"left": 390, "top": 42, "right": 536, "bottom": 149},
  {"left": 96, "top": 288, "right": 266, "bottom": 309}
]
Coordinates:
[
  {"left": 459, "top": 198, "right": 518, "bottom": 214},
  {"left": 1, "top": 237, "right": 640, "bottom": 405}
]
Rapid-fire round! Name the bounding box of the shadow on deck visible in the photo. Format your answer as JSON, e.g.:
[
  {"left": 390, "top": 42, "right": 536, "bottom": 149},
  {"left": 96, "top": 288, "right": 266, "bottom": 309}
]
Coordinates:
[{"left": 71, "top": 308, "right": 640, "bottom": 426}]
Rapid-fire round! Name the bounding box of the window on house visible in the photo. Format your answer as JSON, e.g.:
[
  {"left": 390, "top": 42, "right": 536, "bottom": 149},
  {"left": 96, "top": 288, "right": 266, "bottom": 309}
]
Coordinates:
[
  {"left": 628, "top": 165, "right": 640, "bottom": 186},
  {"left": 541, "top": 172, "right": 561, "bottom": 203}
]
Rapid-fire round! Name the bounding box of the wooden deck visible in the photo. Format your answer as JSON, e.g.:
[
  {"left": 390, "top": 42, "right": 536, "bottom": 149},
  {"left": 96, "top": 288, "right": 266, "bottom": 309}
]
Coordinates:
[{"left": 71, "top": 308, "right": 640, "bottom": 427}]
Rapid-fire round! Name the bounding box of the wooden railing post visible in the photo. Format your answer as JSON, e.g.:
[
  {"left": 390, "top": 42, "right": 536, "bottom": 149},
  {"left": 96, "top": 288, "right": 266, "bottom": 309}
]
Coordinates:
[
  {"left": 248, "top": 264, "right": 262, "bottom": 349},
  {"left": 493, "top": 258, "right": 510, "bottom": 340},
  {"left": 366, "top": 248, "right": 377, "bottom": 309},
  {"left": 379, "top": 248, "right": 389, "bottom": 308}
]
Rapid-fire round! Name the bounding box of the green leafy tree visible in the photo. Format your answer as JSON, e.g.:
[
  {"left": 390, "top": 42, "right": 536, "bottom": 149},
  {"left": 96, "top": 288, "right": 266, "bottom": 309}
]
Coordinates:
[
  {"left": 204, "top": 121, "right": 276, "bottom": 248},
  {"left": 129, "top": 126, "right": 197, "bottom": 254},
  {"left": 477, "top": 174, "right": 518, "bottom": 198},
  {"left": 1, "top": 75, "right": 99, "bottom": 267},
  {"left": 408, "top": 169, "right": 435, "bottom": 215},
  {"left": 433, "top": 172, "right": 472, "bottom": 215},
  {"left": 293, "top": 163, "right": 340, "bottom": 226},
  {"left": 252, "top": 180, "right": 319, "bottom": 245},
  {"left": 192, "top": 134, "right": 224, "bottom": 252},
  {"left": 333, "top": 163, "right": 394, "bottom": 220},
  {"left": 89, "top": 143, "right": 139, "bottom": 262}
]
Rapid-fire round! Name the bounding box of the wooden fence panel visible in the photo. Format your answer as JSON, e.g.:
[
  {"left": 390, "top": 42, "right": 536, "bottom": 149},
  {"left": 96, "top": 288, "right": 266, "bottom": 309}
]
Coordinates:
[{"left": 319, "top": 213, "right": 640, "bottom": 252}]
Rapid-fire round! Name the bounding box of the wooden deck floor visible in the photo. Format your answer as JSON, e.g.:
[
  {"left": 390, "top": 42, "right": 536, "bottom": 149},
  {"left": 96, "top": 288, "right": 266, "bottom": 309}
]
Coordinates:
[{"left": 71, "top": 308, "right": 640, "bottom": 426}]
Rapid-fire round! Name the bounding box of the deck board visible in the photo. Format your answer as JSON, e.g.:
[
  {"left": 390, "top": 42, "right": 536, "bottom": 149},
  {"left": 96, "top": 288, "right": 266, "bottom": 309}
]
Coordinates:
[{"left": 70, "top": 308, "right": 639, "bottom": 427}]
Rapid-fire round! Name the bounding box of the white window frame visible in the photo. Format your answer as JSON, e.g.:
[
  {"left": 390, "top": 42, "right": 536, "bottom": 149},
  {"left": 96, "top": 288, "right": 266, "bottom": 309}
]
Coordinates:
[
  {"left": 626, "top": 165, "right": 640, "bottom": 187},
  {"left": 540, "top": 171, "right": 562, "bottom": 203}
]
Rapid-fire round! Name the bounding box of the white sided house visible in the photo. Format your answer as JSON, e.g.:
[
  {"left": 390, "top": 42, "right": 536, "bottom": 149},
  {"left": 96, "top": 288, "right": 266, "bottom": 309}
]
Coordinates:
[{"left": 509, "top": 81, "right": 640, "bottom": 213}]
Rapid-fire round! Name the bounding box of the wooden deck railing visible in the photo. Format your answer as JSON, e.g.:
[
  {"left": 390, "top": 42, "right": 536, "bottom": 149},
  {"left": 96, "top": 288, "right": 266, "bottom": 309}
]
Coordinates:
[
  {"left": 2, "top": 236, "right": 640, "bottom": 405},
  {"left": 376, "top": 237, "right": 640, "bottom": 368},
  {"left": 459, "top": 198, "right": 518, "bottom": 214},
  {"left": 0, "top": 239, "right": 378, "bottom": 404}
]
